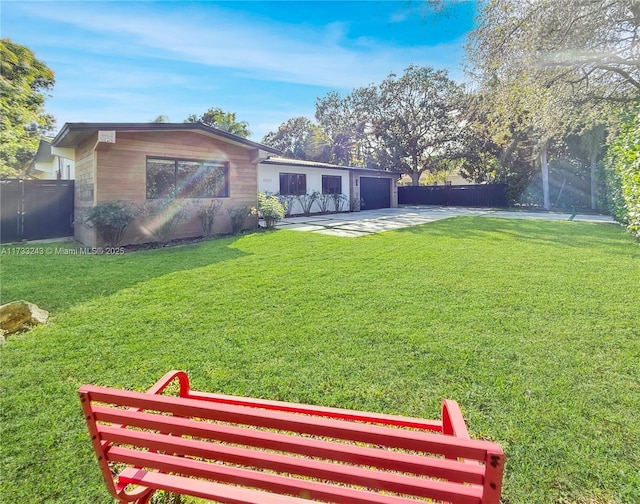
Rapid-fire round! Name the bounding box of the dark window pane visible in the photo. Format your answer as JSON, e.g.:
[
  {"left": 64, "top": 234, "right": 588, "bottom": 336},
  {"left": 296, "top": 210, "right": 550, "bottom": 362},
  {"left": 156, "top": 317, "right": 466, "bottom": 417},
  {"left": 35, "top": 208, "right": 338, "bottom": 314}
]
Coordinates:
[
  {"left": 146, "top": 159, "right": 175, "bottom": 198},
  {"left": 147, "top": 158, "right": 229, "bottom": 199},
  {"left": 199, "top": 163, "right": 229, "bottom": 197},
  {"left": 322, "top": 175, "right": 341, "bottom": 194},
  {"left": 279, "top": 173, "right": 306, "bottom": 195}
]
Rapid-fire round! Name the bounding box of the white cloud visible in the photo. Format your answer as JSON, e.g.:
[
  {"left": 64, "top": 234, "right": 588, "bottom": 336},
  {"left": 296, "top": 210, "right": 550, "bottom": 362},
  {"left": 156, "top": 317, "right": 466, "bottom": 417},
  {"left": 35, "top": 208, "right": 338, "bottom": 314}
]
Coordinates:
[{"left": 19, "top": 1, "right": 465, "bottom": 89}]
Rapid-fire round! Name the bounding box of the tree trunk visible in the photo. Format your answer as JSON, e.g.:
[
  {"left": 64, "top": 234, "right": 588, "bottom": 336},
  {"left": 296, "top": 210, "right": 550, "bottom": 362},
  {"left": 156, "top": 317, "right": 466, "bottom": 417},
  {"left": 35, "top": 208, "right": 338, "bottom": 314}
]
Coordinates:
[
  {"left": 541, "top": 141, "right": 550, "bottom": 210},
  {"left": 590, "top": 149, "right": 597, "bottom": 210},
  {"left": 410, "top": 172, "right": 420, "bottom": 186}
]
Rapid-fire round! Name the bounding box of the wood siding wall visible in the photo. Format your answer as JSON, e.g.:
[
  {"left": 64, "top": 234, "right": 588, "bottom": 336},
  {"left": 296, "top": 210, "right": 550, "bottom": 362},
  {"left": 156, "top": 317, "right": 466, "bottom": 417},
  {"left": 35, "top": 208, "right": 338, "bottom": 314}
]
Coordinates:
[
  {"left": 78, "top": 130, "right": 259, "bottom": 246},
  {"left": 74, "top": 134, "right": 97, "bottom": 246}
]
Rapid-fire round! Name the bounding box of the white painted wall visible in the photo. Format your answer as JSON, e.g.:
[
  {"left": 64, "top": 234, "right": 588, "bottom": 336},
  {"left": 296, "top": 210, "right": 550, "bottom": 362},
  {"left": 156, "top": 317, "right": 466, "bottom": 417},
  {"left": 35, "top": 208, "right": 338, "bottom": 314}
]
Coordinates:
[
  {"left": 33, "top": 156, "right": 76, "bottom": 180},
  {"left": 258, "top": 162, "right": 351, "bottom": 215}
]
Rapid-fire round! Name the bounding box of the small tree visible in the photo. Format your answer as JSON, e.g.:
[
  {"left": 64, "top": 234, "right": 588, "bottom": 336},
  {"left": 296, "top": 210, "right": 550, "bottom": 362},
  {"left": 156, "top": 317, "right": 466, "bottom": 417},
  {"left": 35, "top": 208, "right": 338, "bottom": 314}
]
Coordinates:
[
  {"left": 196, "top": 199, "right": 223, "bottom": 237},
  {"left": 277, "top": 194, "right": 296, "bottom": 216},
  {"left": 296, "top": 191, "right": 319, "bottom": 216},
  {"left": 84, "top": 200, "right": 137, "bottom": 247},
  {"left": 331, "top": 193, "right": 347, "bottom": 212},
  {"left": 317, "top": 193, "right": 332, "bottom": 213},
  {"left": 257, "top": 193, "right": 286, "bottom": 229}
]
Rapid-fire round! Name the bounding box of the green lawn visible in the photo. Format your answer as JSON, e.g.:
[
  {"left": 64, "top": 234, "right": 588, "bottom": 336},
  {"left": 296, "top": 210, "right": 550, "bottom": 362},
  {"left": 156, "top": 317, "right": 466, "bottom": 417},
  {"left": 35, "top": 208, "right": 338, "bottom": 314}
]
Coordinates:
[{"left": 1, "top": 217, "right": 639, "bottom": 503}]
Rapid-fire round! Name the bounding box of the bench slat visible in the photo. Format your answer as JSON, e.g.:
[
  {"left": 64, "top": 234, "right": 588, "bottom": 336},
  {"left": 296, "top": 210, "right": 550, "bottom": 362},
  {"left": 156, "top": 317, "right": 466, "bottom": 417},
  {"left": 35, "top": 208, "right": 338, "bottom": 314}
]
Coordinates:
[
  {"left": 82, "top": 386, "right": 496, "bottom": 460},
  {"left": 112, "top": 447, "right": 483, "bottom": 504},
  {"left": 188, "top": 390, "right": 444, "bottom": 430},
  {"left": 118, "top": 468, "right": 314, "bottom": 504},
  {"left": 100, "top": 425, "right": 486, "bottom": 493},
  {"left": 95, "top": 409, "right": 485, "bottom": 484}
]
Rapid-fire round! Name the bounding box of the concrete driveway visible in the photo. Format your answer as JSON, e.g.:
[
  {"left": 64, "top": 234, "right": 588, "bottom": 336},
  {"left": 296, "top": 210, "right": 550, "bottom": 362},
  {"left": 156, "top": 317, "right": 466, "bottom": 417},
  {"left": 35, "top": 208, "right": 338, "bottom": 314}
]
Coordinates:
[{"left": 273, "top": 206, "right": 616, "bottom": 237}]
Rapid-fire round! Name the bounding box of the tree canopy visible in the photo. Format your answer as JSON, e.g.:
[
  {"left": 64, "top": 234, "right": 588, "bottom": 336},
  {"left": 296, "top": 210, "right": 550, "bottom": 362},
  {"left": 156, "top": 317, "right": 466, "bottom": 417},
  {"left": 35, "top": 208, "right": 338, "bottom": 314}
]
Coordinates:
[
  {"left": 462, "top": 0, "right": 637, "bottom": 208},
  {"left": 185, "top": 107, "right": 251, "bottom": 138},
  {"left": 262, "top": 66, "right": 465, "bottom": 185},
  {"left": 0, "top": 39, "right": 55, "bottom": 177}
]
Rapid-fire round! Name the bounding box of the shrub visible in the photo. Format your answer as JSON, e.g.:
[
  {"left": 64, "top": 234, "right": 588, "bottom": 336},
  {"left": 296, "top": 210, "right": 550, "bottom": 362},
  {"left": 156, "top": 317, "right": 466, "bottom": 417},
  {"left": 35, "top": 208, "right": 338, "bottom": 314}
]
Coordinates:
[
  {"left": 258, "top": 192, "right": 286, "bottom": 229},
  {"left": 317, "top": 193, "right": 332, "bottom": 213},
  {"left": 83, "top": 200, "right": 137, "bottom": 246},
  {"left": 278, "top": 194, "right": 296, "bottom": 216},
  {"left": 140, "top": 194, "right": 191, "bottom": 244},
  {"left": 331, "top": 192, "right": 347, "bottom": 212},
  {"left": 296, "top": 191, "right": 319, "bottom": 216},
  {"left": 196, "top": 200, "right": 223, "bottom": 237},
  {"left": 603, "top": 107, "right": 640, "bottom": 239},
  {"left": 227, "top": 206, "right": 252, "bottom": 234}
]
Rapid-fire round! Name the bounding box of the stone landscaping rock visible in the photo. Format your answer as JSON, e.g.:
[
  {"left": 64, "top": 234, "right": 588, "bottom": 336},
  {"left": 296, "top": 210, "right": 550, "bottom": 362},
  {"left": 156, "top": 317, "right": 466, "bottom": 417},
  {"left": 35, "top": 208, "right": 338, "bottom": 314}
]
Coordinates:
[{"left": 0, "top": 300, "right": 49, "bottom": 338}]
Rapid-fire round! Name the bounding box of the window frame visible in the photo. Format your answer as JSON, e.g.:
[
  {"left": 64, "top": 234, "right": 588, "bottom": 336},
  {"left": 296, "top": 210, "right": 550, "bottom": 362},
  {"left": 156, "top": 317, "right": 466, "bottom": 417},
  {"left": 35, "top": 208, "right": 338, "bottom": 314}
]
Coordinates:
[
  {"left": 146, "top": 156, "right": 230, "bottom": 199},
  {"left": 279, "top": 172, "right": 307, "bottom": 196},
  {"left": 322, "top": 175, "right": 342, "bottom": 195}
]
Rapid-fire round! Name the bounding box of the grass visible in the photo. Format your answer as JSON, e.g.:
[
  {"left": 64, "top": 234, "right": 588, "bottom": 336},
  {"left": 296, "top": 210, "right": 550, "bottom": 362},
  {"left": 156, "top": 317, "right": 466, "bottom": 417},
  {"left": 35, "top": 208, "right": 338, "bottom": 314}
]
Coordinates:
[{"left": 1, "top": 217, "right": 639, "bottom": 503}]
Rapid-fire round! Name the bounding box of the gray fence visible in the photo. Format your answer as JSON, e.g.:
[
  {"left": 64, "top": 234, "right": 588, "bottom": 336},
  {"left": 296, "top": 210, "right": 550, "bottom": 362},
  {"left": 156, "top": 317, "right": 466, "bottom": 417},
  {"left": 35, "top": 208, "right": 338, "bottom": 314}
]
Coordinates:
[
  {"left": 398, "top": 184, "right": 507, "bottom": 207},
  {"left": 1, "top": 179, "right": 74, "bottom": 243}
]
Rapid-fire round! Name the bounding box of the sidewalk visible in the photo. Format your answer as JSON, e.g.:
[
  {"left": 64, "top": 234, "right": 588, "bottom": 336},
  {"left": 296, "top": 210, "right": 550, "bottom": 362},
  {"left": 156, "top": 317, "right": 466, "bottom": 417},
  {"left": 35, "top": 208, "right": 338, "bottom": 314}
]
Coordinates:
[{"left": 273, "top": 206, "right": 616, "bottom": 237}]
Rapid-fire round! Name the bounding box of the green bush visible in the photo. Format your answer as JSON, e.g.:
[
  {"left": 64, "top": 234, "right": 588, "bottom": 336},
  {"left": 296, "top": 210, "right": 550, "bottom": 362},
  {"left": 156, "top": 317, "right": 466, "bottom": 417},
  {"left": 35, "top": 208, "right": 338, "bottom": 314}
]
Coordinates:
[
  {"left": 603, "top": 107, "right": 640, "bottom": 239},
  {"left": 83, "top": 200, "right": 137, "bottom": 246},
  {"left": 258, "top": 192, "right": 286, "bottom": 229},
  {"left": 227, "top": 206, "right": 252, "bottom": 234},
  {"left": 196, "top": 199, "right": 223, "bottom": 237}
]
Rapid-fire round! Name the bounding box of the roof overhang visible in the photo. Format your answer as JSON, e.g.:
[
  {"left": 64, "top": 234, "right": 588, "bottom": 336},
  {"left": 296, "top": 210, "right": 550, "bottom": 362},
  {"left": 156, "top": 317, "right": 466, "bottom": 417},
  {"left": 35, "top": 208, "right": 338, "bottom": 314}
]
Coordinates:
[{"left": 51, "top": 123, "right": 282, "bottom": 156}]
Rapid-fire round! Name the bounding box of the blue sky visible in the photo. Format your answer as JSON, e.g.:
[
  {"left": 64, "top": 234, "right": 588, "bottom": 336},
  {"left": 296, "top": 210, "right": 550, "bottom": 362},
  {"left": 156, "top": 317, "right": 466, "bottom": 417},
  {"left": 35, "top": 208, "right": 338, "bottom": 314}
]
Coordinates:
[{"left": 3, "top": 1, "right": 478, "bottom": 141}]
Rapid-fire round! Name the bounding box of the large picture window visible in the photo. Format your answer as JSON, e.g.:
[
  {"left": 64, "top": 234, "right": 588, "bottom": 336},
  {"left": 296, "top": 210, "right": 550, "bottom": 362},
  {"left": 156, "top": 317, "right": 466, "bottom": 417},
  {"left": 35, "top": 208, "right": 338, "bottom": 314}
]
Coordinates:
[
  {"left": 322, "top": 175, "right": 342, "bottom": 194},
  {"left": 279, "top": 173, "right": 306, "bottom": 195},
  {"left": 146, "top": 157, "right": 229, "bottom": 199}
]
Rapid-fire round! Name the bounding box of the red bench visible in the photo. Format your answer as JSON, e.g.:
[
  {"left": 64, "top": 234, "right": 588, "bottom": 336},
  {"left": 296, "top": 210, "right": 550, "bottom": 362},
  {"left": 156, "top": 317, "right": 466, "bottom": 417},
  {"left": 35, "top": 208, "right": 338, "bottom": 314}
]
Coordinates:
[{"left": 79, "top": 370, "right": 505, "bottom": 504}]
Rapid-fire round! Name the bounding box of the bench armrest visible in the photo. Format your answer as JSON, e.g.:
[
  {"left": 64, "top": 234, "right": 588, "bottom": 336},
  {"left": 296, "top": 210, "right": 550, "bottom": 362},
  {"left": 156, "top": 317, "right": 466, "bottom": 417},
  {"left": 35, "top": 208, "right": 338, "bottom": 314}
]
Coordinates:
[{"left": 146, "top": 370, "right": 191, "bottom": 397}]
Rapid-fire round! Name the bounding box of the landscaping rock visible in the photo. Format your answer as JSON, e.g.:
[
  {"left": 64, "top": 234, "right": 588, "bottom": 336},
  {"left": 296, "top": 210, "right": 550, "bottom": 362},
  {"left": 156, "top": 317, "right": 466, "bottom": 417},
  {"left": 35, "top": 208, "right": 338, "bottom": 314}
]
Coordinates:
[{"left": 0, "top": 300, "right": 49, "bottom": 337}]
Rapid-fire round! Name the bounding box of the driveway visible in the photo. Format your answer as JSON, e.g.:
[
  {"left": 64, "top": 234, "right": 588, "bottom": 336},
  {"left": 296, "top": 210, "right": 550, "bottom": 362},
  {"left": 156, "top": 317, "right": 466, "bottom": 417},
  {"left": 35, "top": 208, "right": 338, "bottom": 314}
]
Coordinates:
[{"left": 274, "top": 206, "right": 616, "bottom": 237}]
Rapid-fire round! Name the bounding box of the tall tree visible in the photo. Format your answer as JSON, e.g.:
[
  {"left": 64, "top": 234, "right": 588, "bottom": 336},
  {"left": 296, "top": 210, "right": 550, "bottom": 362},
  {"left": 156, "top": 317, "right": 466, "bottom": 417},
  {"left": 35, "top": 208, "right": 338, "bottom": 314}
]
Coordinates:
[
  {"left": 262, "top": 117, "right": 324, "bottom": 160},
  {"left": 465, "top": 0, "right": 633, "bottom": 208},
  {"left": 0, "top": 39, "right": 55, "bottom": 177},
  {"left": 467, "top": 0, "right": 640, "bottom": 103},
  {"left": 185, "top": 108, "right": 251, "bottom": 138},
  {"left": 315, "top": 91, "right": 368, "bottom": 166},
  {"left": 357, "top": 65, "right": 466, "bottom": 185}
]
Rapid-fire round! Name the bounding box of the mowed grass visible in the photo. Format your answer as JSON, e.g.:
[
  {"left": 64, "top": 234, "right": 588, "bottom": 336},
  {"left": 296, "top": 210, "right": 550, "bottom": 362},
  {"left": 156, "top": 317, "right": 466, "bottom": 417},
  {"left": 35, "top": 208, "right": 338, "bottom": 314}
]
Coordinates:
[{"left": 1, "top": 217, "right": 639, "bottom": 503}]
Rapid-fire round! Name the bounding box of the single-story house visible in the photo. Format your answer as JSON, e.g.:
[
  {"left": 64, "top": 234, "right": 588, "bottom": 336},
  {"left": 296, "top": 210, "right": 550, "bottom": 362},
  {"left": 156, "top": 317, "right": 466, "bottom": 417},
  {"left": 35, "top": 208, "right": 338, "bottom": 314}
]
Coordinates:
[
  {"left": 258, "top": 157, "right": 398, "bottom": 214},
  {"left": 30, "top": 139, "right": 75, "bottom": 180},
  {"left": 51, "top": 122, "right": 280, "bottom": 246}
]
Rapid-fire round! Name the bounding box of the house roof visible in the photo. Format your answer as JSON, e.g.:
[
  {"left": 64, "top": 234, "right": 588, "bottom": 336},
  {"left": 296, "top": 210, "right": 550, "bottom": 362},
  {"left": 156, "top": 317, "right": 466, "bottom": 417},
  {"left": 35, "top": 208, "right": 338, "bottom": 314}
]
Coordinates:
[
  {"left": 261, "top": 156, "right": 398, "bottom": 176},
  {"left": 33, "top": 139, "right": 55, "bottom": 164},
  {"left": 51, "top": 122, "right": 282, "bottom": 155}
]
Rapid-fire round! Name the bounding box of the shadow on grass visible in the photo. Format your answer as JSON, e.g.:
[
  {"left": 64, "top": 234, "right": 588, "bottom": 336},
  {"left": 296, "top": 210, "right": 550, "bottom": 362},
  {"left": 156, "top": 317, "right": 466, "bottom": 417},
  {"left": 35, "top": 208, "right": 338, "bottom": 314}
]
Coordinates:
[{"left": 0, "top": 235, "right": 250, "bottom": 313}]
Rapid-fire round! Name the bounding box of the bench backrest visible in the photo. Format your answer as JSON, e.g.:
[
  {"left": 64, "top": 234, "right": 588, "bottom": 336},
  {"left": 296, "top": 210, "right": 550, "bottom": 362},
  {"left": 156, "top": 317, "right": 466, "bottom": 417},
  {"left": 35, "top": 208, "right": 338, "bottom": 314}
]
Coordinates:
[{"left": 79, "top": 376, "right": 504, "bottom": 504}]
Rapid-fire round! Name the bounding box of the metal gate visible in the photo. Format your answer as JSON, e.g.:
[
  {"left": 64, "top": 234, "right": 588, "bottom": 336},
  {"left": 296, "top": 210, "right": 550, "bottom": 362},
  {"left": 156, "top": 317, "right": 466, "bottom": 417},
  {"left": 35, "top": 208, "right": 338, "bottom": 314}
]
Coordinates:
[{"left": 1, "top": 179, "right": 74, "bottom": 243}]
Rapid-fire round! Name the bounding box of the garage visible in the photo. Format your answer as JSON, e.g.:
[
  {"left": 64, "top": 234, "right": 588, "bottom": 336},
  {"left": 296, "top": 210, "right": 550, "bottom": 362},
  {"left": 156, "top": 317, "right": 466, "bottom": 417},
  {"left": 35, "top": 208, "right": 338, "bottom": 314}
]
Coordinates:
[{"left": 360, "top": 177, "right": 391, "bottom": 210}]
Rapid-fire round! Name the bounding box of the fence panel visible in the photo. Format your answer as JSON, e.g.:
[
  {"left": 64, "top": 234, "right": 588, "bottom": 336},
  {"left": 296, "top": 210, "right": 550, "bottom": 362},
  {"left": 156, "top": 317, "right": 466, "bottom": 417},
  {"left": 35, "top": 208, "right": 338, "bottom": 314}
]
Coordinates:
[
  {"left": 0, "top": 179, "right": 74, "bottom": 243},
  {"left": 398, "top": 184, "right": 507, "bottom": 207}
]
